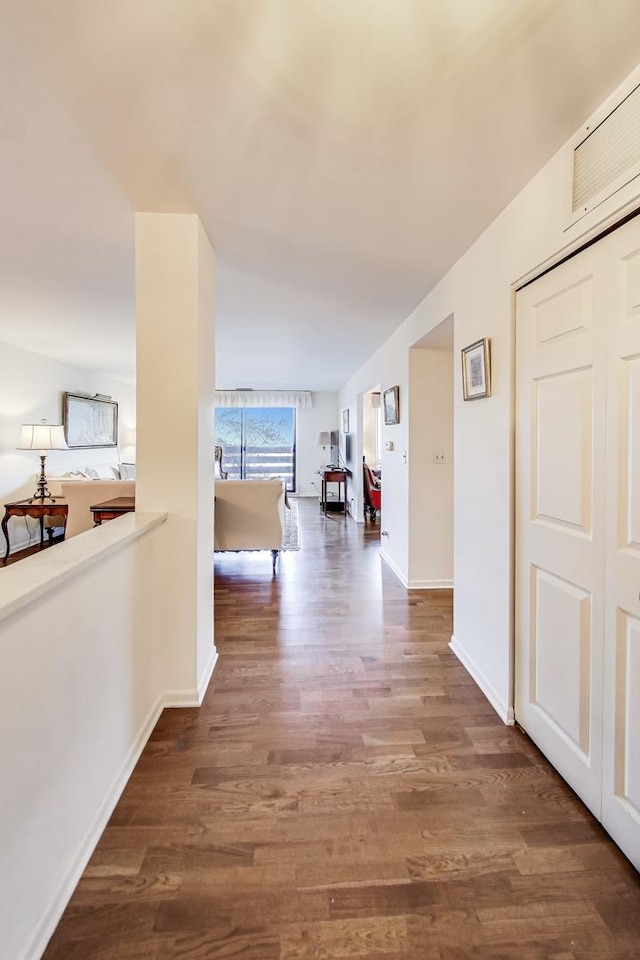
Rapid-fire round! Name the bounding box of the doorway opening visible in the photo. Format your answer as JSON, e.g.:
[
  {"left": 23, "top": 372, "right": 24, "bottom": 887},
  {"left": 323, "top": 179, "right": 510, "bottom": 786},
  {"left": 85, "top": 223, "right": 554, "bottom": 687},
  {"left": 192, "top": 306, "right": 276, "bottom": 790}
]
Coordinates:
[{"left": 362, "top": 386, "right": 382, "bottom": 533}]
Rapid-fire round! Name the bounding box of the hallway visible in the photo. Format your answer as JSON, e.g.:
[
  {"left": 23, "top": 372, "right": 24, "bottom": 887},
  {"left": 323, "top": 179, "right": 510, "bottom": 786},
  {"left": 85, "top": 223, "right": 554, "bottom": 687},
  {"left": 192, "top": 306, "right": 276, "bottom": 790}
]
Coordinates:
[{"left": 43, "top": 500, "right": 640, "bottom": 959}]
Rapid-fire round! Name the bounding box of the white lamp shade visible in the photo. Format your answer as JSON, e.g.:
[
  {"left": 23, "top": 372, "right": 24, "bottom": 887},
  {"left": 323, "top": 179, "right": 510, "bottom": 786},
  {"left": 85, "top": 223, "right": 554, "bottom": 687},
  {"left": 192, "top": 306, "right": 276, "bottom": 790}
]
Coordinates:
[
  {"left": 17, "top": 423, "right": 68, "bottom": 451},
  {"left": 316, "top": 431, "right": 332, "bottom": 446}
]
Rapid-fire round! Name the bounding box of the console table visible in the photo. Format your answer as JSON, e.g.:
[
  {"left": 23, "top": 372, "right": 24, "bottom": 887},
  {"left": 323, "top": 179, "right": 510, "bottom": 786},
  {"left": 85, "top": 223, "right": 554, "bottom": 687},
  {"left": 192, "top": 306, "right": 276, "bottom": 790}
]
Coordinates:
[
  {"left": 321, "top": 469, "right": 348, "bottom": 517},
  {"left": 2, "top": 499, "right": 68, "bottom": 565},
  {"left": 90, "top": 496, "right": 136, "bottom": 525}
]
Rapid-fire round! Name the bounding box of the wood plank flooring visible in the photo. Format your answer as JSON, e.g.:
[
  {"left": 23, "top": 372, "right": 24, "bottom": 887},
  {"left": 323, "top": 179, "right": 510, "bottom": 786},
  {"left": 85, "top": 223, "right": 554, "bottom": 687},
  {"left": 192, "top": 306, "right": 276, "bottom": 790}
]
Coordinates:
[{"left": 43, "top": 499, "right": 640, "bottom": 959}]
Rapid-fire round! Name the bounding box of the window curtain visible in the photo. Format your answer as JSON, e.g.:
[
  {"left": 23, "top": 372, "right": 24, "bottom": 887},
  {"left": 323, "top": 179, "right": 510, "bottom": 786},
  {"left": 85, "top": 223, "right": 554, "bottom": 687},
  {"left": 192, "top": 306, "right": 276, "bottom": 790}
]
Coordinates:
[{"left": 214, "top": 390, "right": 312, "bottom": 409}]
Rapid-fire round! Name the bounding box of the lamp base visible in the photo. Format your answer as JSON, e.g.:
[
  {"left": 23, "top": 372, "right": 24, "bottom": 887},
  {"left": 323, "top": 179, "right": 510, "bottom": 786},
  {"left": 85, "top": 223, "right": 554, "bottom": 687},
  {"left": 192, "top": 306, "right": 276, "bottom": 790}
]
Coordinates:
[{"left": 26, "top": 454, "right": 57, "bottom": 503}]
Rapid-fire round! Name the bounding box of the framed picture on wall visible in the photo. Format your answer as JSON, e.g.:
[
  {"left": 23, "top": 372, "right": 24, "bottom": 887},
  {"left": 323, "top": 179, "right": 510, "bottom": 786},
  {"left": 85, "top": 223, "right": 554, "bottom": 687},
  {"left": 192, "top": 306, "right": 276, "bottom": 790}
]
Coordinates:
[
  {"left": 342, "top": 408, "right": 350, "bottom": 434},
  {"left": 461, "top": 338, "right": 491, "bottom": 400},
  {"left": 383, "top": 385, "right": 400, "bottom": 425},
  {"left": 63, "top": 392, "right": 118, "bottom": 448}
]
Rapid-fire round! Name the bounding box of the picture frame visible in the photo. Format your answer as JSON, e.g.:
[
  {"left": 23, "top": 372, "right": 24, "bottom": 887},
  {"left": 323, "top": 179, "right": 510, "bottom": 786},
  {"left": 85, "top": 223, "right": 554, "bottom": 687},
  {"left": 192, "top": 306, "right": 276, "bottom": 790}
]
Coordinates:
[
  {"left": 461, "top": 338, "right": 491, "bottom": 401},
  {"left": 63, "top": 392, "right": 118, "bottom": 448},
  {"left": 342, "top": 408, "right": 350, "bottom": 434},
  {"left": 383, "top": 385, "right": 400, "bottom": 425}
]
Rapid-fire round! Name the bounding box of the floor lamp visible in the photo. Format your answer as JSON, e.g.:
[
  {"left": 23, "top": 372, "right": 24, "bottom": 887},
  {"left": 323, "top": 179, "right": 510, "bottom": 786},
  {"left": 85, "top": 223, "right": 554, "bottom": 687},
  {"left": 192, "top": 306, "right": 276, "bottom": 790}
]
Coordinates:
[{"left": 17, "top": 421, "right": 68, "bottom": 502}]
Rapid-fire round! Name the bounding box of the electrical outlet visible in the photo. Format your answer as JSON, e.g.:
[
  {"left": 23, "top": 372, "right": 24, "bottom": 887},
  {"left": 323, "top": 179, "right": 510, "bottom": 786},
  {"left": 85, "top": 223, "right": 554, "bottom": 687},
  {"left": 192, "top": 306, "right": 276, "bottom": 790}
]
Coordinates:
[{"left": 432, "top": 451, "right": 447, "bottom": 464}]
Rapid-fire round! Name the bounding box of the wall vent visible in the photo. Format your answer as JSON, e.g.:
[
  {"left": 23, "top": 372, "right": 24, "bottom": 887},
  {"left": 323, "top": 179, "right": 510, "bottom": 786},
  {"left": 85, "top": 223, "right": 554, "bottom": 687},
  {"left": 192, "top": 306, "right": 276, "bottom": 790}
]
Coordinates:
[{"left": 572, "top": 82, "right": 640, "bottom": 218}]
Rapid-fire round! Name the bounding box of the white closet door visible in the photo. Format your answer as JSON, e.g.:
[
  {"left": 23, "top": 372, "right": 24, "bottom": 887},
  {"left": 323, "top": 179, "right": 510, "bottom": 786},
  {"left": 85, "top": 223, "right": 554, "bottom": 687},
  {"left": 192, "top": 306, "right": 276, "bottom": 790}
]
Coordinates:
[
  {"left": 515, "top": 245, "right": 608, "bottom": 816},
  {"left": 602, "top": 219, "right": 640, "bottom": 870}
]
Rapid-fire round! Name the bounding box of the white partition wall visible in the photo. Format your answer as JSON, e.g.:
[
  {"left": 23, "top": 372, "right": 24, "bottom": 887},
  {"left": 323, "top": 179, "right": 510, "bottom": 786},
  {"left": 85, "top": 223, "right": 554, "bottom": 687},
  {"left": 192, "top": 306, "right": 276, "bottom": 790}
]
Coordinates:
[
  {"left": 135, "top": 213, "right": 217, "bottom": 700},
  {"left": 408, "top": 342, "right": 453, "bottom": 589}
]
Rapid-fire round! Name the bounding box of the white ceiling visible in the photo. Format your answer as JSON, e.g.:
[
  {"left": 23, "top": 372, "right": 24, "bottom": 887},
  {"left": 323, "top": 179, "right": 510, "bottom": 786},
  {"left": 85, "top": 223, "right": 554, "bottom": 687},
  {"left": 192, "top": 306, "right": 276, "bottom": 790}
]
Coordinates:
[{"left": 2, "top": 1, "right": 640, "bottom": 390}]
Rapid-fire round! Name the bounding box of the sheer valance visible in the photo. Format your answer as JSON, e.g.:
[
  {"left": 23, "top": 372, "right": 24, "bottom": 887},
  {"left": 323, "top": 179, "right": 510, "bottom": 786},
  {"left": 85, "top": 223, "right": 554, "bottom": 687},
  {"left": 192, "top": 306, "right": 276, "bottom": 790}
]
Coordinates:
[{"left": 214, "top": 390, "right": 312, "bottom": 409}]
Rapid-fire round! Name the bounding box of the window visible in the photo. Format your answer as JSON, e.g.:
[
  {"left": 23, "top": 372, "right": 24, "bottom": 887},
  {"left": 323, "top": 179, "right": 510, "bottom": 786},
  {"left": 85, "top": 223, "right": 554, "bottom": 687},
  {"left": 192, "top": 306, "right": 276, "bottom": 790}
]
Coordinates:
[{"left": 215, "top": 407, "right": 296, "bottom": 491}]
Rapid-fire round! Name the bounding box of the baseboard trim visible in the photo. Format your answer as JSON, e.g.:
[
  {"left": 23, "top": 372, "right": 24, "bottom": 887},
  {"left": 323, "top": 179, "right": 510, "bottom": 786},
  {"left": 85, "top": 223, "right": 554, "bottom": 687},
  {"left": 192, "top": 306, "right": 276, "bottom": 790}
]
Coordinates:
[
  {"left": 449, "top": 634, "right": 514, "bottom": 725},
  {"left": 196, "top": 647, "right": 218, "bottom": 704},
  {"left": 406, "top": 579, "right": 453, "bottom": 590},
  {"left": 162, "top": 688, "right": 201, "bottom": 708},
  {"left": 379, "top": 548, "right": 408, "bottom": 587},
  {"left": 23, "top": 690, "right": 166, "bottom": 960}
]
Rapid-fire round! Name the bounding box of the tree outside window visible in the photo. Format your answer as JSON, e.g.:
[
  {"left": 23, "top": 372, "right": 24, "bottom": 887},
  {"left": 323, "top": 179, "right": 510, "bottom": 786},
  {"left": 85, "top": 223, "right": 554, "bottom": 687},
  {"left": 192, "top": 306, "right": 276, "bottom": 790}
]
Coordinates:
[{"left": 215, "top": 407, "right": 296, "bottom": 490}]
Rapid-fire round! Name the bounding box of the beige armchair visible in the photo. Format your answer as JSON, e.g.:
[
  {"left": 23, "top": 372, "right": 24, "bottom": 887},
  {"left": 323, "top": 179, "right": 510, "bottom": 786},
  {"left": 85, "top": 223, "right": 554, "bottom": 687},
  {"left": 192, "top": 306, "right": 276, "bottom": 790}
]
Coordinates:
[
  {"left": 214, "top": 479, "right": 287, "bottom": 571},
  {"left": 61, "top": 480, "right": 135, "bottom": 539}
]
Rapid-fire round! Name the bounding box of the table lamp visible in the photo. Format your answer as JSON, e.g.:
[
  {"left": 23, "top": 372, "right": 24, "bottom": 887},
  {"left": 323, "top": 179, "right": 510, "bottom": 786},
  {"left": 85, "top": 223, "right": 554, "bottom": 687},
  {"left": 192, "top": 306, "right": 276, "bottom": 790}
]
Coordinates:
[
  {"left": 316, "top": 431, "right": 333, "bottom": 466},
  {"left": 17, "top": 421, "right": 68, "bottom": 502}
]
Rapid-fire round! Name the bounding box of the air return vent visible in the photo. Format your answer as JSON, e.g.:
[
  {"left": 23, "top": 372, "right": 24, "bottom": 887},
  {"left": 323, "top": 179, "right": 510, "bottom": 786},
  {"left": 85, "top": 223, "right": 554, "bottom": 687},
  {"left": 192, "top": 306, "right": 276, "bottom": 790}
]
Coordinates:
[{"left": 572, "top": 82, "right": 640, "bottom": 216}]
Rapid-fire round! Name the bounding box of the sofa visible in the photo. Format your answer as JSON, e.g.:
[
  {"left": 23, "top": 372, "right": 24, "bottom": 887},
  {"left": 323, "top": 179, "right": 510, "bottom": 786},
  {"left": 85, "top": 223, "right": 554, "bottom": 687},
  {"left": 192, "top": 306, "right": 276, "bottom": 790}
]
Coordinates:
[
  {"left": 43, "top": 463, "right": 135, "bottom": 538},
  {"left": 48, "top": 476, "right": 286, "bottom": 565},
  {"left": 60, "top": 480, "right": 135, "bottom": 539},
  {"left": 214, "top": 479, "right": 287, "bottom": 571}
]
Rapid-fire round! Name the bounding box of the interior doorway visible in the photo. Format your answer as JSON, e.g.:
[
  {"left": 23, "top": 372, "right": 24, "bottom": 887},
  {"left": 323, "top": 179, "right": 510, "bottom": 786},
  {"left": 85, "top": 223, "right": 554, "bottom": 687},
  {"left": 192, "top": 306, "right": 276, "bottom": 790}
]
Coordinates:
[{"left": 362, "top": 386, "right": 382, "bottom": 531}]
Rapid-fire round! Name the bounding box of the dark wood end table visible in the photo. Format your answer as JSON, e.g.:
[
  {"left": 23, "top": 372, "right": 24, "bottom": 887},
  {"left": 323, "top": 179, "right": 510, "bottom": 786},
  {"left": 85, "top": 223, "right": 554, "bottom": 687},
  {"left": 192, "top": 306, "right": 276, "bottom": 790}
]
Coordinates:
[
  {"left": 321, "top": 469, "right": 348, "bottom": 517},
  {"left": 90, "top": 497, "right": 136, "bottom": 526},
  {"left": 2, "top": 499, "right": 68, "bottom": 565}
]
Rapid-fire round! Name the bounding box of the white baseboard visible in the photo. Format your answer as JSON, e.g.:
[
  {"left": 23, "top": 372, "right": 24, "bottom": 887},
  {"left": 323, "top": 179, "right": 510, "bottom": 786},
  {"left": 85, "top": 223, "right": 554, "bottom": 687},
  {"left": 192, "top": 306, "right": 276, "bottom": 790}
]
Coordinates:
[
  {"left": 162, "top": 687, "right": 201, "bottom": 708},
  {"left": 406, "top": 579, "right": 453, "bottom": 590},
  {"left": 196, "top": 647, "right": 218, "bottom": 704},
  {"left": 379, "top": 548, "right": 408, "bottom": 587},
  {"left": 449, "top": 634, "right": 514, "bottom": 725},
  {"left": 23, "top": 691, "right": 166, "bottom": 960},
  {"left": 379, "top": 551, "right": 453, "bottom": 592}
]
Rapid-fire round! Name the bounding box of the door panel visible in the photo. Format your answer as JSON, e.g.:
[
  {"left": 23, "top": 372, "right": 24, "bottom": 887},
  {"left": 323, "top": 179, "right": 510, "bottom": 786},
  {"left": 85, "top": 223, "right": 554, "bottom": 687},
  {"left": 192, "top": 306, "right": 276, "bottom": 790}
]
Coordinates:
[
  {"left": 623, "top": 357, "right": 640, "bottom": 550},
  {"left": 516, "top": 249, "right": 606, "bottom": 816},
  {"left": 534, "top": 369, "right": 593, "bottom": 531},
  {"left": 517, "top": 214, "right": 640, "bottom": 870},
  {"left": 531, "top": 567, "right": 591, "bottom": 754},
  {"left": 602, "top": 222, "right": 640, "bottom": 870}
]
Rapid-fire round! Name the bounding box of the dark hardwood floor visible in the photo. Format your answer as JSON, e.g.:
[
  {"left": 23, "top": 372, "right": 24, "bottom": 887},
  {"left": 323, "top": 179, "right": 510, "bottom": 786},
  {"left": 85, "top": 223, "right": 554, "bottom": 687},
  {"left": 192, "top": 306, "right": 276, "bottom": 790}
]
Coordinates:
[{"left": 43, "top": 499, "right": 639, "bottom": 959}]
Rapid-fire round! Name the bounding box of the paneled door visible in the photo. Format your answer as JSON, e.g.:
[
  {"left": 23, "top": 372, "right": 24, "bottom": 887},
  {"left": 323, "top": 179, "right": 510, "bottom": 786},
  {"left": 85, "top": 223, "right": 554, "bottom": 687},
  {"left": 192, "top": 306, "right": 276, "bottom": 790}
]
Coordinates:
[
  {"left": 516, "top": 215, "right": 640, "bottom": 869},
  {"left": 515, "top": 244, "right": 607, "bottom": 816},
  {"left": 602, "top": 223, "right": 640, "bottom": 870}
]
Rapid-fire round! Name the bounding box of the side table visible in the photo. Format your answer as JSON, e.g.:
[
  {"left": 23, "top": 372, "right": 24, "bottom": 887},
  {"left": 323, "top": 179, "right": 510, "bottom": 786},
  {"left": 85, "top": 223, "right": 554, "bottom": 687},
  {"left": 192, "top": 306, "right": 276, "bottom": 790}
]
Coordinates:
[
  {"left": 90, "top": 496, "right": 136, "bottom": 525},
  {"left": 321, "top": 469, "right": 348, "bottom": 517},
  {"left": 2, "top": 500, "right": 68, "bottom": 565}
]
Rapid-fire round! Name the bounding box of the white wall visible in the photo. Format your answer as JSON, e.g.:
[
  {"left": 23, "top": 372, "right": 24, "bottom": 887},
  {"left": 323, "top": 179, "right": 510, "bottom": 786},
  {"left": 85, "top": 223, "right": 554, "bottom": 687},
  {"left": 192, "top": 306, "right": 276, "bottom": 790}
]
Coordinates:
[
  {"left": 0, "top": 517, "right": 166, "bottom": 960},
  {"left": 340, "top": 62, "right": 640, "bottom": 722},
  {"left": 0, "top": 341, "right": 136, "bottom": 552},
  {"left": 135, "top": 213, "right": 216, "bottom": 703},
  {"left": 296, "top": 391, "right": 339, "bottom": 497},
  {"left": 408, "top": 346, "right": 453, "bottom": 588}
]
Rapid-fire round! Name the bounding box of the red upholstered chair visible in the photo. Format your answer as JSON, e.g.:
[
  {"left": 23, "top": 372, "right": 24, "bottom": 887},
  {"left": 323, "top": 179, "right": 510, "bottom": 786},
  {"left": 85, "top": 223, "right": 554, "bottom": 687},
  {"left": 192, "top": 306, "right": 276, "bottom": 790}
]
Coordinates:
[{"left": 363, "top": 461, "right": 381, "bottom": 522}]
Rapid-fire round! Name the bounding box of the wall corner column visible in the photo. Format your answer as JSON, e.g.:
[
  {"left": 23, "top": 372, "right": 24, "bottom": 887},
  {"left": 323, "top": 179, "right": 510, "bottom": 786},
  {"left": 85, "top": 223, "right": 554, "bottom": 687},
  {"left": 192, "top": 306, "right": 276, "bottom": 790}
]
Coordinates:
[{"left": 135, "top": 213, "right": 216, "bottom": 702}]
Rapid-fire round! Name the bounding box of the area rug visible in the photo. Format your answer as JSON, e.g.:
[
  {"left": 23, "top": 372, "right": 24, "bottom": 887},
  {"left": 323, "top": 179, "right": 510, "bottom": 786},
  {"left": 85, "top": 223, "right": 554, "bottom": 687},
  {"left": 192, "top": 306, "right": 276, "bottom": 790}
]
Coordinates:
[{"left": 281, "top": 500, "right": 300, "bottom": 551}]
